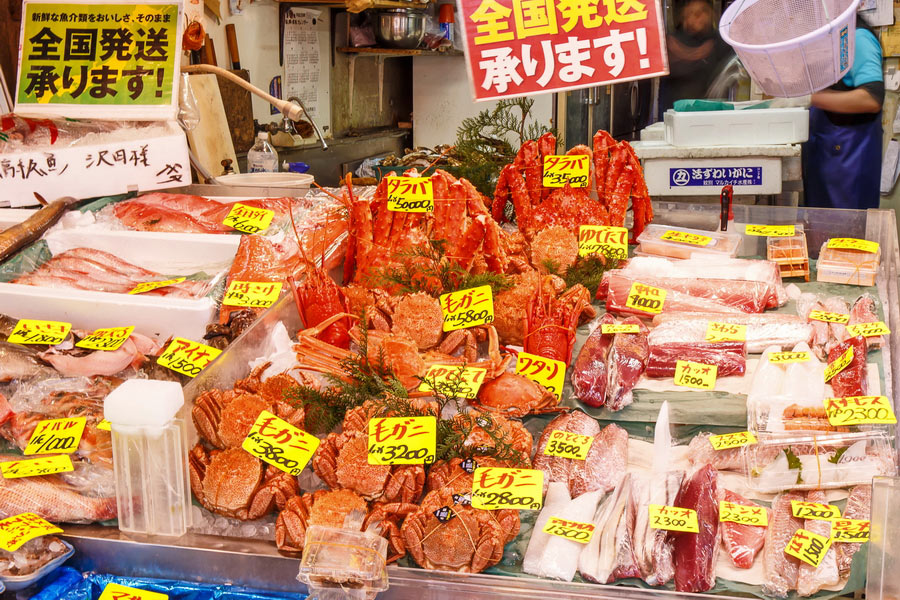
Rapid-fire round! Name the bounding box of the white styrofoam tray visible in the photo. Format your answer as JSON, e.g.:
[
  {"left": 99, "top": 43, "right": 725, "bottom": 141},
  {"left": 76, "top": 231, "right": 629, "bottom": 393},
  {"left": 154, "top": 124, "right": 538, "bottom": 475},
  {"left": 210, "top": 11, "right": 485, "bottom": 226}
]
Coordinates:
[{"left": 663, "top": 108, "right": 809, "bottom": 147}]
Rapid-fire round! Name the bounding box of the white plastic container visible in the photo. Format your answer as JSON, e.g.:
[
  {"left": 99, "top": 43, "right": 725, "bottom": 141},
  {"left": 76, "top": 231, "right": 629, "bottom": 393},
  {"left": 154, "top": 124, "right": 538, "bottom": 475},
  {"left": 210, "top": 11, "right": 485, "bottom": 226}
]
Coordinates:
[
  {"left": 105, "top": 379, "right": 191, "bottom": 537},
  {"left": 663, "top": 108, "right": 809, "bottom": 147}
]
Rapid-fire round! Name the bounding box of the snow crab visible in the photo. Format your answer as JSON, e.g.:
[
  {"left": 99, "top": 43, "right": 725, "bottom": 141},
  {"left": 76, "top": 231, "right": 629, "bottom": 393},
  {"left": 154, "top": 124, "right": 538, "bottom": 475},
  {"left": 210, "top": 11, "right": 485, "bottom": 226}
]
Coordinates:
[
  {"left": 401, "top": 489, "right": 508, "bottom": 573},
  {"left": 470, "top": 371, "right": 560, "bottom": 418},
  {"left": 312, "top": 430, "right": 425, "bottom": 503},
  {"left": 189, "top": 445, "right": 299, "bottom": 520},
  {"left": 524, "top": 283, "right": 595, "bottom": 366}
]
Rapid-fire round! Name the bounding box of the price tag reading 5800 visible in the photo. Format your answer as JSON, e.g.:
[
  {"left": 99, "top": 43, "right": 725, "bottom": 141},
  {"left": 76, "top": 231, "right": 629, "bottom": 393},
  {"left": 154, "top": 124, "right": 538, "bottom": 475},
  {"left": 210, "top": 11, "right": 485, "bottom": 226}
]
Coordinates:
[
  {"left": 440, "top": 285, "right": 494, "bottom": 332},
  {"left": 471, "top": 467, "right": 544, "bottom": 511}
]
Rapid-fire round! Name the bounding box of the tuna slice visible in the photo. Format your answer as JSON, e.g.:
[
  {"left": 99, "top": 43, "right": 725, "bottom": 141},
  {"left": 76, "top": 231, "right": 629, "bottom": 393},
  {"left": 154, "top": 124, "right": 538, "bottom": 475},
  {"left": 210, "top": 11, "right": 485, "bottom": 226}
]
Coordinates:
[
  {"left": 646, "top": 342, "right": 746, "bottom": 378},
  {"left": 720, "top": 489, "right": 768, "bottom": 569},
  {"left": 605, "top": 274, "right": 746, "bottom": 318},
  {"left": 836, "top": 484, "right": 871, "bottom": 578},
  {"left": 570, "top": 423, "right": 629, "bottom": 497},
  {"left": 797, "top": 489, "right": 840, "bottom": 596},
  {"left": 763, "top": 492, "right": 803, "bottom": 598},
  {"left": 572, "top": 313, "right": 616, "bottom": 407},
  {"left": 606, "top": 317, "right": 649, "bottom": 412},
  {"left": 828, "top": 336, "right": 868, "bottom": 398},
  {"left": 670, "top": 464, "right": 719, "bottom": 592}
]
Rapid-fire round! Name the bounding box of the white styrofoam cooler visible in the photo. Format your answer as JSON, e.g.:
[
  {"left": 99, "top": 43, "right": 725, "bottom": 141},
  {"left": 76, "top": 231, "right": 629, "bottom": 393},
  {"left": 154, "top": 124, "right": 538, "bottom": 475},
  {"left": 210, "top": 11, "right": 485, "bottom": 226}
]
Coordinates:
[
  {"left": 642, "top": 156, "right": 783, "bottom": 196},
  {"left": 664, "top": 108, "right": 809, "bottom": 147}
]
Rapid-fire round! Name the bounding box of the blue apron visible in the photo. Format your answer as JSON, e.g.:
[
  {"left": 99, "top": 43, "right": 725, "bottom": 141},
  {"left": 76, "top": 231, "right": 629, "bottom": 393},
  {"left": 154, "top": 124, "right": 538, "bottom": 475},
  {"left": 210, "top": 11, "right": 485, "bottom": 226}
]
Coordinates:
[{"left": 803, "top": 106, "right": 882, "bottom": 209}]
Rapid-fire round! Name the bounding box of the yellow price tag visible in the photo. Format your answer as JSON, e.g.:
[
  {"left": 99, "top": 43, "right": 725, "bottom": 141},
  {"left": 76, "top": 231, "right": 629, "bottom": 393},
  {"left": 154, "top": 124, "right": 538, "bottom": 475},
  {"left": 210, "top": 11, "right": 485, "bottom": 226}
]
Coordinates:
[
  {"left": 846, "top": 321, "right": 890, "bottom": 337},
  {"left": 649, "top": 504, "right": 699, "bottom": 533},
  {"left": 24, "top": 417, "right": 86, "bottom": 456},
  {"left": 543, "top": 154, "right": 590, "bottom": 188},
  {"left": 0, "top": 513, "right": 62, "bottom": 552},
  {"left": 128, "top": 277, "right": 186, "bottom": 295},
  {"left": 99, "top": 583, "right": 169, "bottom": 600},
  {"left": 440, "top": 285, "right": 494, "bottom": 332},
  {"left": 75, "top": 326, "right": 134, "bottom": 351},
  {"left": 541, "top": 516, "right": 596, "bottom": 544},
  {"left": 674, "top": 360, "right": 717, "bottom": 390},
  {"left": 601, "top": 323, "right": 639, "bottom": 334},
  {"left": 367, "top": 416, "right": 436, "bottom": 465},
  {"left": 745, "top": 224, "right": 796, "bottom": 237},
  {"left": 824, "top": 346, "right": 854, "bottom": 383},
  {"left": 241, "top": 410, "right": 320, "bottom": 476},
  {"left": 471, "top": 467, "right": 544, "bottom": 510},
  {"left": 223, "top": 281, "right": 283, "bottom": 308},
  {"left": 7, "top": 319, "right": 71, "bottom": 345},
  {"left": 831, "top": 519, "right": 870, "bottom": 543},
  {"left": 418, "top": 365, "right": 487, "bottom": 399},
  {"left": 578, "top": 225, "right": 628, "bottom": 259},
  {"left": 1, "top": 455, "right": 74, "bottom": 479},
  {"left": 385, "top": 176, "right": 435, "bottom": 212},
  {"left": 823, "top": 395, "right": 897, "bottom": 426},
  {"left": 157, "top": 337, "right": 222, "bottom": 378},
  {"left": 708, "top": 431, "right": 757, "bottom": 451},
  {"left": 768, "top": 351, "right": 811, "bottom": 364},
  {"left": 791, "top": 500, "right": 841, "bottom": 521},
  {"left": 827, "top": 238, "right": 879, "bottom": 254},
  {"left": 542, "top": 429, "right": 594, "bottom": 460},
  {"left": 515, "top": 351, "right": 565, "bottom": 400},
  {"left": 705, "top": 321, "right": 747, "bottom": 342},
  {"left": 719, "top": 501, "right": 768, "bottom": 527},
  {"left": 223, "top": 202, "right": 275, "bottom": 234},
  {"left": 625, "top": 281, "right": 667, "bottom": 315},
  {"left": 785, "top": 528, "right": 833, "bottom": 567},
  {"left": 659, "top": 230, "right": 712, "bottom": 246},
  {"left": 809, "top": 310, "right": 850, "bottom": 324},
  {"left": 97, "top": 419, "right": 111, "bottom": 431}
]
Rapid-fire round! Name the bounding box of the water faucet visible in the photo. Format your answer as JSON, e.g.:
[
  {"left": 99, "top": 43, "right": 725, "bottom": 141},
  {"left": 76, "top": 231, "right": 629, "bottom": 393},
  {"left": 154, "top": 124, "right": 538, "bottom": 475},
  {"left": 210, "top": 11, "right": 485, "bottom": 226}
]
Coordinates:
[{"left": 286, "top": 96, "right": 328, "bottom": 151}]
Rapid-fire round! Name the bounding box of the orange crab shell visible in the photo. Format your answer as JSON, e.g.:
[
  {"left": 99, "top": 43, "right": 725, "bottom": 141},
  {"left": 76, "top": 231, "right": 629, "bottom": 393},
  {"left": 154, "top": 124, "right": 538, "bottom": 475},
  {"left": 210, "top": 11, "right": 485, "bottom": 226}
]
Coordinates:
[
  {"left": 391, "top": 292, "right": 444, "bottom": 350},
  {"left": 471, "top": 371, "right": 560, "bottom": 418},
  {"left": 275, "top": 488, "right": 368, "bottom": 553},
  {"left": 451, "top": 410, "right": 534, "bottom": 460},
  {"left": 342, "top": 398, "right": 440, "bottom": 433}
]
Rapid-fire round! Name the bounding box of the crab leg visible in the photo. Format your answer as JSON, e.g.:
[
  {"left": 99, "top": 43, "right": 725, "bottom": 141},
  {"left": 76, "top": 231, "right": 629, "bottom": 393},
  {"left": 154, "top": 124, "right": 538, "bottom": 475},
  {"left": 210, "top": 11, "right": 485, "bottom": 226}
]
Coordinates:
[
  {"left": 593, "top": 130, "right": 615, "bottom": 200},
  {"left": 605, "top": 143, "right": 627, "bottom": 201},
  {"left": 609, "top": 161, "right": 634, "bottom": 228},
  {"left": 624, "top": 144, "right": 653, "bottom": 243},
  {"left": 537, "top": 132, "right": 557, "bottom": 202}
]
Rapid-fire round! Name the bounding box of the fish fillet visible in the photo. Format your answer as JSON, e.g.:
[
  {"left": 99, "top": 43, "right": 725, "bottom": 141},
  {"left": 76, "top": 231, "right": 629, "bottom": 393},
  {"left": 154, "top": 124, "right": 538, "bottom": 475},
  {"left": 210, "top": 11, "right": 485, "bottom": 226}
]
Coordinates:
[
  {"left": 523, "top": 482, "right": 571, "bottom": 574},
  {"left": 823, "top": 297, "right": 851, "bottom": 353},
  {"left": 571, "top": 423, "right": 629, "bottom": 497},
  {"left": 671, "top": 464, "right": 719, "bottom": 592},
  {"left": 797, "top": 490, "right": 840, "bottom": 596},
  {"left": 610, "top": 476, "right": 642, "bottom": 581},
  {"left": 606, "top": 317, "right": 649, "bottom": 411},
  {"left": 0, "top": 473, "right": 116, "bottom": 523},
  {"left": 527, "top": 490, "right": 604, "bottom": 581},
  {"left": 849, "top": 293, "right": 883, "bottom": 349},
  {"left": 533, "top": 411, "right": 600, "bottom": 496},
  {"left": 646, "top": 342, "right": 746, "bottom": 378},
  {"left": 763, "top": 492, "right": 803, "bottom": 597},
  {"left": 828, "top": 336, "right": 868, "bottom": 398},
  {"left": 687, "top": 434, "right": 746, "bottom": 472},
  {"left": 579, "top": 474, "right": 629, "bottom": 583},
  {"left": 720, "top": 489, "right": 768, "bottom": 569},
  {"left": 603, "top": 273, "right": 770, "bottom": 313},
  {"left": 605, "top": 274, "right": 745, "bottom": 318},
  {"left": 572, "top": 313, "right": 616, "bottom": 407},
  {"left": 836, "top": 484, "right": 871, "bottom": 578},
  {"left": 648, "top": 315, "right": 812, "bottom": 354}
]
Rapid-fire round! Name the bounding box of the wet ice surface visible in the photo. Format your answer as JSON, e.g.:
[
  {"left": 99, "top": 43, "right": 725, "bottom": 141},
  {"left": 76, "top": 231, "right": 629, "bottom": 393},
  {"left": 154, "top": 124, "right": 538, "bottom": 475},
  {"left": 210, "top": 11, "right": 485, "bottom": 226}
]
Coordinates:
[
  {"left": 188, "top": 505, "right": 277, "bottom": 541},
  {"left": 0, "top": 536, "right": 68, "bottom": 577}
]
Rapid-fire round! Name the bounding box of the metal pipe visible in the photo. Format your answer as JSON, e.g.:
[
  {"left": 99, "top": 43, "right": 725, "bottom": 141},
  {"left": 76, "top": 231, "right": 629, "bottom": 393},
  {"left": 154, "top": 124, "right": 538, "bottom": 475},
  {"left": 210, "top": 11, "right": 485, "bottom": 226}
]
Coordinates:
[{"left": 286, "top": 96, "right": 328, "bottom": 151}]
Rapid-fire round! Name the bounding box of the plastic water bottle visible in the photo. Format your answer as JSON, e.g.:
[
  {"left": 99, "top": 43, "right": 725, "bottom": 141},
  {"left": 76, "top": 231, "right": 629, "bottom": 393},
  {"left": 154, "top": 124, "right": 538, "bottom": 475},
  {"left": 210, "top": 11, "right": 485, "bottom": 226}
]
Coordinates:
[{"left": 247, "top": 132, "right": 278, "bottom": 173}]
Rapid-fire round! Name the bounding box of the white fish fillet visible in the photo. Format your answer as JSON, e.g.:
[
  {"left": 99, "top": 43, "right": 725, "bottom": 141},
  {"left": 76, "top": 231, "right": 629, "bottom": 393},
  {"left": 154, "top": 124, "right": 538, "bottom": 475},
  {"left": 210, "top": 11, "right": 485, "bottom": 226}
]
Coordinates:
[
  {"left": 529, "top": 490, "right": 604, "bottom": 581},
  {"left": 781, "top": 341, "right": 825, "bottom": 405},
  {"left": 579, "top": 474, "right": 631, "bottom": 583},
  {"left": 763, "top": 492, "right": 803, "bottom": 598},
  {"left": 797, "top": 490, "right": 840, "bottom": 596},
  {"left": 523, "top": 482, "right": 571, "bottom": 575}
]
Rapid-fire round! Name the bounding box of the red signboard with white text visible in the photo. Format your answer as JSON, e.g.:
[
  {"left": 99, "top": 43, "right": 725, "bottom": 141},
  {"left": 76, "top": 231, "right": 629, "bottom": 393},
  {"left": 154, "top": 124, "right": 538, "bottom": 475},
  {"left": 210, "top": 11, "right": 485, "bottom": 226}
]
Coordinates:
[{"left": 459, "top": 0, "right": 668, "bottom": 101}]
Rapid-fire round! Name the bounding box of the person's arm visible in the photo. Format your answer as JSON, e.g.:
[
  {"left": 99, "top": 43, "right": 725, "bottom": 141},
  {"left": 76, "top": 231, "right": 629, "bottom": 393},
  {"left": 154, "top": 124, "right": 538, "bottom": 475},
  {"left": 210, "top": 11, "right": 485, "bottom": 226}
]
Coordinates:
[{"left": 811, "top": 83, "right": 883, "bottom": 114}]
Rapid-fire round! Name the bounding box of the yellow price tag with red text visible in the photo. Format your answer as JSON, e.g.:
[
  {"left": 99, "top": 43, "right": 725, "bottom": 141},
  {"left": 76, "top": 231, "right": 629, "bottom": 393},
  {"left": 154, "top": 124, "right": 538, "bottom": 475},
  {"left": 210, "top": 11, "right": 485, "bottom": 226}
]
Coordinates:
[
  {"left": 128, "top": 277, "right": 186, "bottom": 295},
  {"left": 223, "top": 281, "right": 283, "bottom": 308},
  {"left": 75, "top": 326, "right": 134, "bottom": 351},
  {"left": 719, "top": 501, "right": 768, "bottom": 527},
  {"left": 543, "top": 155, "right": 590, "bottom": 188},
  {"left": 831, "top": 519, "right": 870, "bottom": 543},
  {"left": 824, "top": 346, "right": 854, "bottom": 383},
  {"left": 649, "top": 505, "right": 699, "bottom": 533},
  {"left": 660, "top": 230, "right": 712, "bottom": 246},
  {"left": 846, "top": 322, "right": 890, "bottom": 337},
  {"left": 578, "top": 225, "right": 628, "bottom": 259},
  {"left": 625, "top": 282, "right": 667, "bottom": 314},
  {"left": 827, "top": 238, "right": 879, "bottom": 254},
  {"left": 157, "top": 337, "right": 222, "bottom": 378},
  {"left": 7, "top": 319, "right": 71, "bottom": 345},
  {"left": 542, "top": 516, "right": 596, "bottom": 543},
  {"left": 418, "top": 365, "right": 487, "bottom": 399},
  {"left": 368, "top": 416, "right": 436, "bottom": 465},
  {"left": 24, "top": 417, "right": 86, "bottom": 456},
  {"left": 1, "top": 455, "right": 73, "bottom": 479},
  {"left": 0, "top": 513, "right": 62, "bottom": 552},
  {"left": 223, "top": 203, "right": 275, "bottom": 234},
  {"left": 242, "top": 410, "right": 319, "bottom": 476},
  {"left": 516, "top": 351, "right": 565, "bottom": 400},
  {"left": 543, "top": 430, "right": 594, "bottom": 460},
  {"left": 386, "top": 176, "right": 435, "bottom": 212},
  {"left": 823, "top": 395, "right": 897, "bottom": 426},
  {"left": 785, "top": 528, "right": 833, "bottom": 567},
  {"left": 440, "top": 285, "right": 494, "bottom": 332},
  {"left": 471, "top": 467, "right": 544, "bottom": 510},
  {"left": 709, "top": 431, "right": 757, "bottom": 451},
  {"left": 809, "top": 311, "right": 850, "bottom": 324},
  {"left": 674, "top": 360, "right": 717, "bottom": 390},
  {"left": 99, "top": 583, "right": 169, "bottom": 600},
  {"left": 745, "top": 224, "right": 796, "bottom": 237}
]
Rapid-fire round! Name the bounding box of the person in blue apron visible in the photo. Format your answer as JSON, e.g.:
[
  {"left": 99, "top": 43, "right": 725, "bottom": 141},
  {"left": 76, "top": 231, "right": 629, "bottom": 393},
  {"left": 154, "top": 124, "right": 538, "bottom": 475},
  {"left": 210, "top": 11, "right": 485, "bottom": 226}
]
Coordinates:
[{"left": 803, "top": 18, "right": 884, "bottom": 209}]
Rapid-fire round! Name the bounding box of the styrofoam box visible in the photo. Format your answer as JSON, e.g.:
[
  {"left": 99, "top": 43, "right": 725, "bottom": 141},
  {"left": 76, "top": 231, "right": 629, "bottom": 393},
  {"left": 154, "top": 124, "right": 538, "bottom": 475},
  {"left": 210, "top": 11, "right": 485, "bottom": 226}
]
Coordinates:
[
  {"left": 0, "top": 229, "right": 240, "bottom": 341},
  {"left": 663, "top": 108, "right": 809, "bottom": 147},
  {"left": 643, "top": 156, "right": 783, "bottom": 196}
]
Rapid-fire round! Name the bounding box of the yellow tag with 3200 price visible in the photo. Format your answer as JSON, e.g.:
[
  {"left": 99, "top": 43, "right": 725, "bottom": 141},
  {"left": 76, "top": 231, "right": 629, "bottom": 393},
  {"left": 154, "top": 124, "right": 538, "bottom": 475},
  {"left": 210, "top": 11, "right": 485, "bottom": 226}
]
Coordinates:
[
  {"left": 719, "top": 501, "right": 768, "bottom": 527},
  {"left": 516, "top": 352, "right": 565, "bottom": 400},
  {"left": 827, "top": 238, "right": 879, "bottom": 254},
  {"left": 809, "top": 310, "right": 850, "bottom": 324},
  {"left": 7, "top": 319, "right": 71, "bottom": 345},
  {"left": 824, "top": 395, "right": 897, "bottom": 426},
  {"left": 471, "top": 467, "right": 544, "bottom": 511},
  {"left": 625, "top": 282, "right": 667, "bottom": 315},
  {"left": 674, "top": 360, "right": 717, "bottom": 390},
  {"left": 157, "top": 337, "right": 222, "bottom": 378},
  {"left": 824, "top": 346, "right": 854, "bottom": 383},
  {"left": 791, "top": 500, "right": 841, "bottom": 521},
  {"left": 578, "top": 225, "right": 628, "bottom": 259},
  {"left": 0, "top": 513, "right": 62, "bottom": 552},
  {"left": 543, "top": 155, "right": 590, "bottom": 188},
  {"left": 831, "top": 519, "right": 870, "bottom": 543},
  {"left": 785, "top": 528, "right": 833, "bottom": 568},
  {"left": 368, "top": 416, "right": 436, "bottom": 465},
  {"left": 660, "top": 230, "right": 712, "bottom": 246},
  {"left": 542, "top": 516, "right": 596, "bottom": 544},
  {"left": 386, "top": 176, "right": 435, "bottom": 212},
  {"left": 1, "top": 455, "right": 73, "bottom": 479},
  {"left": 128, "top": 277, "right": 186, "bottom": 295},
  {"left": 223, "top": 281, "right": 283, "bottom": 308},
  {"left": 75, "top": 326, "right": 134, "bottom": 351},
  {"left": 24, "top": 417, "right": 86, "bottom": 456},
  {"left": 543, "top": 429, "right": 594, "bottom": 460},
  {"left": 601, "top": 323, "right": 639, "bottom": 334},
  {"left": 223, "top": 203, "right": 275, "bottom": 234},
  {"left": 418, "top": 365, "right": 487, "bottom": 399},
  {"left": 99, "top": 583, "right": 169, "bottom": 600},
  {"left": 745, "top": 224, "right": 796, "bottom": 237},
  {"left": 768, "top": 351, "right": 811, "bottom": 364},
  {"left": 708, "top": 431, "right": 757, "bottom": 451},
  {"left": 242, "top": 410, "right": 319, "bottom": 476},
  {"left": 846, "top": 321, "right": 890, "bottom": 337},
  {"left": 705, "top": 321, "right": 747, "bottom": 342},
  {"left": 440, "top": 285, "right": 494, "bottom": 332},
  {"left": 649, "top": 505, "right": 699, "bottom": 533}
]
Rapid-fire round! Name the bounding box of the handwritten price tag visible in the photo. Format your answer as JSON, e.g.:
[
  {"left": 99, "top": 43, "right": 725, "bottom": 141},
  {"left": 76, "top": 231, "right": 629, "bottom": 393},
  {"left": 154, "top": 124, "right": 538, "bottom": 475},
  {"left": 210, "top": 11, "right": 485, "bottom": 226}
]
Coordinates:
[
  {"left": 471, "top": 467, "right": 543, "bottom": 511},
  {"left": 99, "top": 583, "right": 169, "bottom": 600},
  {"left": 831, "top": 519, "right": 870, "bottom": 543},
  {"left": 674, "top": 360, "right": 717, "bottom": 390},
  {"left": 223, "top": 281, "right": 283, "bottom": 308},
  {"left": 791, "top": 500, "right": 841, "bottom": 521},
  {"left": 128, "top": 277, "right": 186, "bottom": 295},
  {"left": 542, "top": 430, "right": 594, "bottom": 460},
  {"left": 223, "top": 203, "right": 275, "bottom": 234},
  {"left": 418, "top": 365, "right": 487, "bottom": 399},
  {"left": 705, "top": 321, "right": 747, "bottom": 342},
  {"left": 578, "top": 225, "right": 628, "bottom": 259},
  {"left": 660, "top": 230, "right": 712, "bottom": 246},
  {"left": 625, "top": 281, "right": 667, "bottom": 315},
  {"left": 1, "top": 455, "right": 73, "bottom": 479},
  {"left": 24, "top": 417, "right": 86, "bottom": 456},
  {"left": 75, "top": 326, "right": 134, "bottom": 351},
  {"left": 241, "top": 410, "right": 319, "bottom": 476},
  {"left": 157, "top": 337, "right": 222, "bottom": 378},
  {"left": 827, "top": 238, "right": 879, "bottom": 254},
  {"left": 769, "top": 351, "right": 811, "bottom": 364},
  {"left": 846, "top": 321, "right": 890, "bottom": 337},
  {"left": 440, "top": 285, "right": 494, "bottom": 332},
  {"left": 385, "top": 176, "right": 435, "bottom": 212},
  {"left": 745, "top": 224, "right": 796, "bottom": 237},
  {"left": 368, "top": 416, "right": 436, "bottom": 465},
  {"left": 97, "top": 419, "right": 111, "bottom": 431},
  {"left": 7, "top": 319, "right": 71, "bottom": 345},
  {"left": 543, "top": 155, "right": 590, "bottom": 188},
  {"left": 649, "top": 504, "right": 699, "bottom": 533},
  {"left": 824, "top": 346, "right": 854, "bottom": 383},
  {"left": 0, "top": 513, "right": 62, "bottom": 552},
  {"left": 809, "top": 311, "right": 850, "bottom": 324},
  {"left": 719, "top": 501, "right": 768, "bottom": 527},
  {"left": 786, "top": 528, "right": 833, "bottom": 568},
  {"left": 824, "top": 396, "right": 897, "bottom": 426},
  {"left": 542, "top": 516, "right": 596, "bottom": 543},
  {"left": 708, "top": 431, "right": 757, "bottom": 451},
  {"left": 601, "top": 323, "right": 639, "bottom": 334},
  {"left": 515, "top": 351, "right": 565, "bottom": 400}
]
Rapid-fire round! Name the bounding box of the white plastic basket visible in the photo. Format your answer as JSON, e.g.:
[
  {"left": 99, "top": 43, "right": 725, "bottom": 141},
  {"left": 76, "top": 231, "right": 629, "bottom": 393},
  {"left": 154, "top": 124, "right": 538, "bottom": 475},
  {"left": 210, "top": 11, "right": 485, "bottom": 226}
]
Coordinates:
[{"left": 719, "top": 0, "right": 861, "bottom": 97}]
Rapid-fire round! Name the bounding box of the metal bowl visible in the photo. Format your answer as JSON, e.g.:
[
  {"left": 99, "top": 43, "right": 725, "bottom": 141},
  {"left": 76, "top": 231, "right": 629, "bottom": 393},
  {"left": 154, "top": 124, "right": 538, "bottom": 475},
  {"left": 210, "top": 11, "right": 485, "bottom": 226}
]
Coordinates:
[{"left": 376, "top": 9, "right": 426, "bottom": 49}]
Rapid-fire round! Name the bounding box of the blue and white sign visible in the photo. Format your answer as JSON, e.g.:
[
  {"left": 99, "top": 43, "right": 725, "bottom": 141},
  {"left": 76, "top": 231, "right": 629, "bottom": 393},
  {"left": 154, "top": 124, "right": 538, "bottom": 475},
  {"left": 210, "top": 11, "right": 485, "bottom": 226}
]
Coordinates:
[{"left": 669, "top": 166, "right": 763, "bottom": 188}]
